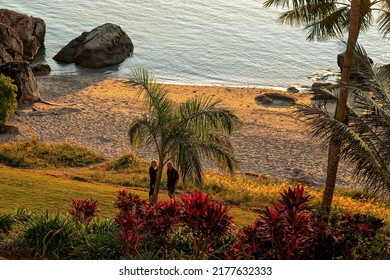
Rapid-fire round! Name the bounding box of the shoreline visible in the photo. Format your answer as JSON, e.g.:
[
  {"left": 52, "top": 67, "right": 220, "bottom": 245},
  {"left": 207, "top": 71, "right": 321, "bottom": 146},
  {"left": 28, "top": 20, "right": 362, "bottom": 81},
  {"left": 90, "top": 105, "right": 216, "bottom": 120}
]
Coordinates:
[{"left": 1, "top": 74, "right": 358, "bottom": 189}]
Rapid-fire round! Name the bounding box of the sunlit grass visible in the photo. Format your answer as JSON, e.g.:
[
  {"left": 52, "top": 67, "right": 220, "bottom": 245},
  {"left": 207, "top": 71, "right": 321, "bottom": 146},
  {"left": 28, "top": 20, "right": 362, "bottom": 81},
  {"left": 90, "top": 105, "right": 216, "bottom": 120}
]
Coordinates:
[
  {"left": 0, "top": 139, "right": 105, "bottom": 168},
  {"left": 1, "top": 140, "right": 390, "bottom": 229}
]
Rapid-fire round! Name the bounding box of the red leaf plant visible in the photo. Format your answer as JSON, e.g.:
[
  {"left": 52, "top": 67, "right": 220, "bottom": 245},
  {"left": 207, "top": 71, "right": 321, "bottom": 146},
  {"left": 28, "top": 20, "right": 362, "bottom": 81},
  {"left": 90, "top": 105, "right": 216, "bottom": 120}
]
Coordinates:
[
  {"left": 114, "top": 190, "right": 181, "bottom": 256},
  {"left": 69, "top": 198, "right": 100, "bottom": 226},
  {"left": 228, "top": 185, "right": 316, "bottom": 260},
  {"left": 180, "top": 190, "right": 234, "bottom": 258}
]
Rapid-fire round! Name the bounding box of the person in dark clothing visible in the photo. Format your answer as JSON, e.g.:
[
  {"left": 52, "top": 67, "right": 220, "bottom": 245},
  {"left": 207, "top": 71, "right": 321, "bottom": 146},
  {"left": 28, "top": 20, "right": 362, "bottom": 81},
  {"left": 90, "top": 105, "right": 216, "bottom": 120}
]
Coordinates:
[
  {"left": 149, "top": 160, "right": 158, "bottom": 203},
  {"left": 166, "top": 161, "right": 179, "bottom": 200}
]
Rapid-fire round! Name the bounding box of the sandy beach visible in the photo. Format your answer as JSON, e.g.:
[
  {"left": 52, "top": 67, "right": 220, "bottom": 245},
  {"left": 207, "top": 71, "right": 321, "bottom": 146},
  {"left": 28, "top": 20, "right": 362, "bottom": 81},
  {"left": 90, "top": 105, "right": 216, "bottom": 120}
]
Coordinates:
[{"left": 1, "top": 74, "right": 359, "bottom": 189}]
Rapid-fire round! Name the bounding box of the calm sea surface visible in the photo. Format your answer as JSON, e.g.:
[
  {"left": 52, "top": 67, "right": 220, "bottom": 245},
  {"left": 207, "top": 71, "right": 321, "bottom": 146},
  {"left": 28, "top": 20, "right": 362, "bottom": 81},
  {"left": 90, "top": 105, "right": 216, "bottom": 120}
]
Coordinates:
[{"left": 1, "top": 0, "right": 390, "bottom": 87}]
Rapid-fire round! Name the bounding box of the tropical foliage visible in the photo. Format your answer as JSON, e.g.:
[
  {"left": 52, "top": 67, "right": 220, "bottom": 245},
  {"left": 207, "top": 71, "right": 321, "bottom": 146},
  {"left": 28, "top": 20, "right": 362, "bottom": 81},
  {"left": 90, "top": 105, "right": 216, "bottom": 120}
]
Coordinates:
[
  {"left": 2, "top": 186, "right": 388, "bottom": 260},
  {"left": 263, "top": 0, "right": 390, "bottom": 41},
  {"left": 127, "top": 68, "right": 241, "bottom": 202},
  {"left": 0, "top": 74, "right": 17, "bottom": 128},
  {"left": 297, "top": 44, "right": 390, "bottom": 198},
  {"left": 264, "top": 0, "right": 390, "bottom": 217}
]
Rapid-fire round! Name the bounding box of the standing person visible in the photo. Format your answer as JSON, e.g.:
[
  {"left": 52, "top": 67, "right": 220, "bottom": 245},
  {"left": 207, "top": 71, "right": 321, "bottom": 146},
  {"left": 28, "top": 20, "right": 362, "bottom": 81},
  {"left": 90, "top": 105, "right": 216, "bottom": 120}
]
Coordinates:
[
  {"left": 166, "top": 161, "right": 179, "bottom": 200},
  {"left": 149, "top": 160, "right": 158, "bottom": 203}
]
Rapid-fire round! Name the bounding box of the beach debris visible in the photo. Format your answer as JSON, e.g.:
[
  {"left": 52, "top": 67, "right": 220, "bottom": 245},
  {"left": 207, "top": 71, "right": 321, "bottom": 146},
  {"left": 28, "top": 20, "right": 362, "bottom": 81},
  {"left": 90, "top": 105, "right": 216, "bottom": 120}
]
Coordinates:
[
  {"left": 255, "top": 92, "right": 297, "bottom": 108},
  {"left": 0, "top": 9, "right": 46, "bottom": 60},
  {"left": 54, "top": 23, "right": 134, "bottom": 68}
]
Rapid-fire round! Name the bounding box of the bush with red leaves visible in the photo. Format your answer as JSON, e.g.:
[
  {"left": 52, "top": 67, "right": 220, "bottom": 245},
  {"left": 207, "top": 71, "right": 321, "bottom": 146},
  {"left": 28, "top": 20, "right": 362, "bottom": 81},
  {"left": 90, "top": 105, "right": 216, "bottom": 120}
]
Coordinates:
[
  {"left": 228, "top": 185, "right": 386, "bottom": 260},
  {"left": 114, "top": 190, "right": 181, "bottom": 255},
  {"left": 181, "top": 190, "right": 234, "bottom": 258},
  {"left": 69, "top": 198, "right": 99, "bottom": 226},
  {"left": 229, "top": 185, "right": 316, "bottom": 259}
]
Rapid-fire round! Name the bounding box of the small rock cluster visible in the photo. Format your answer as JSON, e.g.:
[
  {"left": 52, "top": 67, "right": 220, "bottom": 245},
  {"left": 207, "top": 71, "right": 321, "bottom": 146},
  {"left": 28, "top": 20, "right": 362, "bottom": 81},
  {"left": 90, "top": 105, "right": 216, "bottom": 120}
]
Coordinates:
[{"left": 0, "top": 8, "right": 134, "bottom": 104}]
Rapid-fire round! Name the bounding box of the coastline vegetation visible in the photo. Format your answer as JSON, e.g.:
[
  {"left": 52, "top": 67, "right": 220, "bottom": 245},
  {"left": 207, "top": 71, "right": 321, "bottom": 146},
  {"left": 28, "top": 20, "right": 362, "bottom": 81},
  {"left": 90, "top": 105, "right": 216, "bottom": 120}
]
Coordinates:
[{"left": 0, "top": 140, "right": 389, "bottom": 259}]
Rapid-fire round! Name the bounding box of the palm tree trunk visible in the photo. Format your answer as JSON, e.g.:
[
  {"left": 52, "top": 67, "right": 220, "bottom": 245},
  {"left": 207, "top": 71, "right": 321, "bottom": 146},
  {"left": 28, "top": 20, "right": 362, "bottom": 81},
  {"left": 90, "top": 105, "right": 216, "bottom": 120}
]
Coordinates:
[
  {"left": 152, "top": 159, "right": 164, "bottom": 203},
  {"left": 321, "top": 0, "right": 362, "bottom": 219}
]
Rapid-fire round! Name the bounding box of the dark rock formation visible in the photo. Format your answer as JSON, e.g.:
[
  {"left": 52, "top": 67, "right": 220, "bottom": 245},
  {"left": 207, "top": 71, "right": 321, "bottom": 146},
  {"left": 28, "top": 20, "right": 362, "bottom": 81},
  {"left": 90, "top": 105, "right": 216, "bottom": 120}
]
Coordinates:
[
  {"left": 311, "top": 82, "right": 336, "bottom": 95},
  {"left": 337, "top": 52, "right": 373, "bottom": 73},
  {"left": 286, "top": 86, "right": 299, "bottom": 93},
  {"left": 0, "top": 9, "right": 46, "bottom": 60},
  {"left": 0, "top": 60, "right": 41, "bottom": 103},
  {"left": 54, "top": 23, "right": 133, "bottom": 68},
  {"left": 53, "top": 32, "right": 88, "bottom": 63},
  {"left": 0, "top": 23, "right": 23, "bottom": 64},
  {"left": 30, "top": 63, "right": 51, "bottom": 75},
  {"left": 0, "top": 124, "right": 20, "bottom": 135},
  {"left": 255, "top": 92, "right": 297, "bottom": 108}
]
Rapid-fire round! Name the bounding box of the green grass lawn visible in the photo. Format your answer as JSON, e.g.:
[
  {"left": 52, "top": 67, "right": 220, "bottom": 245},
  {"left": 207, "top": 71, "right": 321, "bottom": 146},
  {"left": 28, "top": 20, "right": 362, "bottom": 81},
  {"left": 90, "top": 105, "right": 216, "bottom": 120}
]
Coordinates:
[
  {"left": 0, "top": 165, "right": 258, "bottom": 228},
  {"left": 0, "top": 165, "right": 142, "bottom": 218}
]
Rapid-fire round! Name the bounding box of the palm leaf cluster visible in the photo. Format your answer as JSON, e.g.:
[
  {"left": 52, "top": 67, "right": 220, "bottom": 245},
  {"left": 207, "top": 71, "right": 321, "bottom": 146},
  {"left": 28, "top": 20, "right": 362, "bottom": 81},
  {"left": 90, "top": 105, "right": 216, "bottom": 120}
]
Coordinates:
[
  {"left": 127, "top": 68, "right": 241, "bottom": 191},
  {"left": 263, "top": 0, "right": 390, "bottom": 41},
  {"left": 297, "top": 45, "right": 390, "bottom": 197}
]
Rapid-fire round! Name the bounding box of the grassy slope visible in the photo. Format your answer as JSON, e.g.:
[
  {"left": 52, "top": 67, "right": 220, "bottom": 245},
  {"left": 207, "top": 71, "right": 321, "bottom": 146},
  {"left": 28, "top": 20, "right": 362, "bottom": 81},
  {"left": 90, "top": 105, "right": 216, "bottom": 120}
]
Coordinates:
[{"left": 0, "top": 165, "right": 258, "bottom": 228}]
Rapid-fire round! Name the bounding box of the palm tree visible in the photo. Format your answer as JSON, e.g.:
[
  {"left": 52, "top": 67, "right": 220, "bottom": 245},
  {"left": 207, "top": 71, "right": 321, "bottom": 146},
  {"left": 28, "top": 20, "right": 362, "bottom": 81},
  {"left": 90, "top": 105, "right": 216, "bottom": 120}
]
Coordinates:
[
  {"left": 127, "top": 68, "right": 241, "bottom": 203},
  {"left": 264, "top": 0, "right": 390, "bottom": 218},
  {"left": 297, "top": 43, "right": 390, "bottom": 199}
]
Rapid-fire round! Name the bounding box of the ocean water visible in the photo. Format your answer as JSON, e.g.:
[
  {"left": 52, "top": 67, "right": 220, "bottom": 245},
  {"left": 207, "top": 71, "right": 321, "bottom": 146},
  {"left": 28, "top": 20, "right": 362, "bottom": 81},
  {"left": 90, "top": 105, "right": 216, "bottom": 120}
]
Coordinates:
[{"left": 1, "top": 0, "right": 390, "bottom": 87}]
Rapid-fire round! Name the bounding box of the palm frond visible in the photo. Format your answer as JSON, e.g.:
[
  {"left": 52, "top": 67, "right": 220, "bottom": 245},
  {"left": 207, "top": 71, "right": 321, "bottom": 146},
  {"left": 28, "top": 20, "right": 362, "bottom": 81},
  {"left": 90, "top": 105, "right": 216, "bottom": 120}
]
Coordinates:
[
  {"left": 126, "top": 68, "right": 173, "bottom": 118},
  {"left": 278, "top": 2, "right": 338, "bottom": 27},
  {"left": 377, "top": 0, "right": 390, "bottom": 38},
  {"left": 297, "top": 103, "right": 390, "bottom": 195},
  {"left": 198, "top": 133, "right": 238, "bottom": 173},
  {"left": 304, "top": 6, "right": 349, "bottom": 41},
  {"left": 179, "top": 95, "right": 241, "bottom": 136},
  {"left": 175, "top": 138, "right": 203, "bottom": 185},
  {"left": 128, "top": 115, "right": 159, "bottom": 149}
]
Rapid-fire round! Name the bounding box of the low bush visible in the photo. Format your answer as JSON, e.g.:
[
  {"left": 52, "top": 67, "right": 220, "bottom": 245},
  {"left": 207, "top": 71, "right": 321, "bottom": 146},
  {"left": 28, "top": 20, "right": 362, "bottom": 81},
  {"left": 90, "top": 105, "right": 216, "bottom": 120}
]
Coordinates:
[
  {"left": 114, "top": 189, "right": 234, "bottom": 259},
  {"left": 0, "top": 74, "right": 17, "bottom": 128},
  {"left": 22, "top": 212, "right": 76, "bottom": 259},
  {"left": 69, "top": 198, "right": 100, "bottom": 226},
  {"left": 228, "top": 185, "right": 388, "bottom": 260},
  {"left": 0, "top": 213, "right": 15, "bottom": 234},
  {"left": 0, "top": 139, "right": 105, "bottom": 168},
  {"left": 105, "top": 153, "right": 145, "bottom": 171},
  {"left": 70, "top": 219, "right": 121, "bottom": 260},
  {"left": 181, "top": 191, "right": 234, "bottom": 258}
]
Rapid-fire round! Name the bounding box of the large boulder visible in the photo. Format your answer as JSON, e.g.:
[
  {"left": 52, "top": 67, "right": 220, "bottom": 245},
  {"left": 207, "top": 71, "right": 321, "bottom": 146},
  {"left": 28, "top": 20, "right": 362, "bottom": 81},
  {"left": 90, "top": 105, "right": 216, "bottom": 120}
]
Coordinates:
[
  {"left": 54, "top": 23, "right": 134, "bottom": 68},
  {"left": 0, "top": 23, "right": 23, "bottom": 64},
  {"left": 0, "top": 60, "right": 41, "bottom": 103},
  {"left": 0, "top": 9, "right": 46, "bottom": 60}
]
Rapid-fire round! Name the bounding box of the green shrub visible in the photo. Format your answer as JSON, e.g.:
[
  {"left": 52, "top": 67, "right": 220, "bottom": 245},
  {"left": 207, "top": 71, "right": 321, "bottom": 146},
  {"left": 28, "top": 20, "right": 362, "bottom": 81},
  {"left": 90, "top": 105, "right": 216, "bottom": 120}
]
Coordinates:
[
  {"left": 106, "top": 153, "right": 144, "bottom": 171},
  {"left": 70, "top": 219, "right": 122, "bottom": 260},
  {"left": 0, "top": 74, "right": 17, "bottom": 128},
  {"left": 14, "top": 208, "right": 34, "bottom": 223},
  {"left": 22, "top": 212, "right": 76, "bottom": 259},
  {"left": 0, "top": 213, "right": 15, "bottom": 234},
  {"left": 0, "top": 140, "right": 105, "bottom": 168}
]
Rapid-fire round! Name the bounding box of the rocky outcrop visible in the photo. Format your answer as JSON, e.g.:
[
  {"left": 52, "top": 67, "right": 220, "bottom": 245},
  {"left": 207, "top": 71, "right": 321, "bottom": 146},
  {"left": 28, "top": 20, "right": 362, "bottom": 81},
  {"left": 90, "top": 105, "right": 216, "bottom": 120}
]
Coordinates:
[
  {"left": 0, "top": 61, "right": 41, "bottom": 103},
  {"left": 337, "top": 52, "right": 373, "bottom": 73},
  {"left": 53, "top": 32, "right": 88, "bottom": 63},
  {"left": 54, "top": 23, "right": 133, "bottom": 68},
  {"left": 0, "top": 9, "right": 46, "bottom": 60},
  {"left": 30, "top": 63, "right": 51, "bottom": 76},
  {"left": 0, "top": 23, "right": 23, "bottom": 64},
  {"left": 311, "top": 82, "right": 336, "bottom": 94},
  {"left": 255, "top": 92, "right": 297, "bottom": 108}
]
